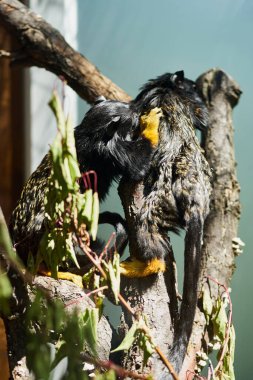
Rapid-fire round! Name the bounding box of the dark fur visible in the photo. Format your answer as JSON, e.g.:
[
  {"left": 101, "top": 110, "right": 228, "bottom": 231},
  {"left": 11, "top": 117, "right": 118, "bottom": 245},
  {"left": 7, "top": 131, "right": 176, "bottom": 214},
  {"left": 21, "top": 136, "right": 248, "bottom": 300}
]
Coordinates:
[
  {"left": 10, "top": 71, "right": 211, "bottom": 372},
  {"left": 129, "top": 71, "right": 211, "bottom": 371},
  {"left": 9, "top": 99, "right": 154, "bottom": 260}
]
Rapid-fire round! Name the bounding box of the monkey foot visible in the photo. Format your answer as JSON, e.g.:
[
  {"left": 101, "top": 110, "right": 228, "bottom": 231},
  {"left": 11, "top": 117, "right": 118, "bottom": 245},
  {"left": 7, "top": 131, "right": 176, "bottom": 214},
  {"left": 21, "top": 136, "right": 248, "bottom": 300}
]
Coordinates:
[
  {"left": 38, "top": 268, "right": 83, "bottom": 288},
  {"left": 120, "top": 258, "right": 166, "bottom": 278}
]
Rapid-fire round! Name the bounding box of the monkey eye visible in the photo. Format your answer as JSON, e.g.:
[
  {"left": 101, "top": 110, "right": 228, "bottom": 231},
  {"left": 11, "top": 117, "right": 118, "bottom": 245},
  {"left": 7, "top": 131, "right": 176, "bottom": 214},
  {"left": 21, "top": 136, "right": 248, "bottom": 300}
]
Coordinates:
[{"left": 142, "top": 102, "right": 149, "bottom": 111}]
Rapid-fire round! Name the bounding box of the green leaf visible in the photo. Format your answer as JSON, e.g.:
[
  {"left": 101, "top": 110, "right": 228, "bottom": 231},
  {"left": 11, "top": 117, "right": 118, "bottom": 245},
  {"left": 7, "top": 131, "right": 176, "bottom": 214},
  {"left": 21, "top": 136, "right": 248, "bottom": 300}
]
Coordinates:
[
  {"left": 103, "top": 253, "right": 120, "bottom": 304},
  {"left": 50, "top": 342, "right": 68, "bottom": 370},
  {"left": 83, "top": 308, "right": 98, "bottom": 356},
  {"left": 82, "top": 189, "right": 93, "bottom": 225},
  {"left": 202, "top": 288, "right": 213, "bottom": 324},
  {"left": 138, "top": 331, "right": 154, "bottom": 367},
  {"left": 0, "top": 271, "right": 12, "bottom": 314},
  {"left": 0, "top": 208, "right": 22, "bottom": 264},
  {"left": 48, "top": 91, "right": 66, "bottom": 136},
  {"left": 95, "top": 295, "right": 104, "bottom": 320},
  {"left": 66, "top": 234, "right": 80, "bottom": 269},
  {"left": 26, "top": 339, "right": 52, "bottom": 379},
  {"left": 111, "top": 321, "right": 139, "bottom": 353},
  {"left": 40, "top": 91, "right": 92, "bottom": 274},
  {"left": 229, "top": 325, "right": 236, "bottom": 363},
  {"left": 220, "top": 324, "right": 235, "bottom": 380},
  {"left": 212, "top": 298, "right": 228, "bottom": 341},
  {"left": 217, "top": 374, "right": 231, "bottom": 380},
  {"left": 82, "top": 267, "right": 95, "bottom": 288}
]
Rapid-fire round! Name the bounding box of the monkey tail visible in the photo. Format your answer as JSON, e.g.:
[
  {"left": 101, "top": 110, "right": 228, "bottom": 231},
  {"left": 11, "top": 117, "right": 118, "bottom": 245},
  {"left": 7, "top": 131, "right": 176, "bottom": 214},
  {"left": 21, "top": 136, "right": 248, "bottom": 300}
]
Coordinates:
[{"left": 170, "top": 214, "right": 203, "bottom": 373}]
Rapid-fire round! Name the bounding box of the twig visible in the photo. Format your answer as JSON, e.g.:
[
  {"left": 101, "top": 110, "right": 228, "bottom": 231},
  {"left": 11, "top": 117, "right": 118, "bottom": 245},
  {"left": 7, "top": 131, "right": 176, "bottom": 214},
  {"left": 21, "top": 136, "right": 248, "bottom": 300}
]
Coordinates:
[
  {"left": 207, "top": 359, "right": 215, "bottom": 380},
  {"left": 99, "top": 232, "right": 116, "bottom": 261},
  {"left": 155, "top": 345, "right": 179, "bottom": 380},
  {"left": 86, "top": 285, "right": 108, "bottom": 297},
  {"left": 206, "top": 275, "right": 232, "bottom": 375},
  {"left": 118, "top": 293, "right": 135, "bottom": 316},
  {"left": 64, "top": 286, "right": 109, "bottom": 309},
  {"left": 81, "top": 352, "right": 152, "bottom": 380},
  {"left": 77, "top": 230, "right": 179, "bottom": 379},
  {"left": 77, "top": 236, "right": 107, "bottom": 278}
]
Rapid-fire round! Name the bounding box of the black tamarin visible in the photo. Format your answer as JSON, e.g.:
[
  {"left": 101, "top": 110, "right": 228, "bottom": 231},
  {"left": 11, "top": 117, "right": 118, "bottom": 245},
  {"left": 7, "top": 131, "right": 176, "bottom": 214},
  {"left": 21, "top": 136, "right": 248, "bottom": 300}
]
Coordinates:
[
  {"left": 9, "top": 70, "right": 211, "bottom": 371},
  {"left": 119, "top": 71, "right": 211, "bottom": 372},
  {"left": 120, "top": 71, "right": 211, "bottom": 272},
  {"left": 10, "top": 70, "right": 210, "bottom": 276},
  {"left": 9, "top": 98, "right": 159, "bottom": 262}
]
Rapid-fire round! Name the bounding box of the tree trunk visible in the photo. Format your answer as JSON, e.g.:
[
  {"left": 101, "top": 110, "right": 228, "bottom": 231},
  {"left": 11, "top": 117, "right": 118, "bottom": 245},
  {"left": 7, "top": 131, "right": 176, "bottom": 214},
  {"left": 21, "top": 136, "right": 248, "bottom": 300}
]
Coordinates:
[
  {"left": 118, "top": 69, "right": 241, "bottom": 380},
  {"left": 180, "top": 69, "right": 241, "bottom": 378}
]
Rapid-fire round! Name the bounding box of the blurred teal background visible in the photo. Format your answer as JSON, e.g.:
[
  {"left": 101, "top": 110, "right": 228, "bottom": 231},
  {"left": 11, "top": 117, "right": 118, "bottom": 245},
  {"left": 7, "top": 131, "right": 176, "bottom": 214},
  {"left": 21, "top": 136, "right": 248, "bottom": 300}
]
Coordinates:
[{"left": 77, "top": 1, "right": 253, "bottom": 378}]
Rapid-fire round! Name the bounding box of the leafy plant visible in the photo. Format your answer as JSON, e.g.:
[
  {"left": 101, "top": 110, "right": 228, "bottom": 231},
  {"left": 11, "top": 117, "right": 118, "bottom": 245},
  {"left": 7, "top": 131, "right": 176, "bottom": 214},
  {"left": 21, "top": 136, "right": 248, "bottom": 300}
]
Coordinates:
[
  {"left": 199, "top": 282, "right": 235, "bottom": 380},
  {"left": 38, "top": 92, "right": 99, "bottom": 277},
  {"left": 0, "top": 92, "right": 178, "bottom": 380}
]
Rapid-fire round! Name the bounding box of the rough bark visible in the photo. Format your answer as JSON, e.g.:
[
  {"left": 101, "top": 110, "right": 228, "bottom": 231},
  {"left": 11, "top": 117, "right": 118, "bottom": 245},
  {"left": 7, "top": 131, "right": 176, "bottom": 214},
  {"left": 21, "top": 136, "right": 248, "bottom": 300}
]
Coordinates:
[
  {"left": 180, "top": 69, "right": 241, "bottom": 378},
  {"left": 118, "top": 181, "right": 178, "bottom": 379},
  {"left": 118, "top": 69, "right": 241, "bottom": 380},
  {"left": 4, "top": 274, "right": 112, "bottom": 379},
  {"left": 0, "top": 0, "right": 131, "bottom": 104}
]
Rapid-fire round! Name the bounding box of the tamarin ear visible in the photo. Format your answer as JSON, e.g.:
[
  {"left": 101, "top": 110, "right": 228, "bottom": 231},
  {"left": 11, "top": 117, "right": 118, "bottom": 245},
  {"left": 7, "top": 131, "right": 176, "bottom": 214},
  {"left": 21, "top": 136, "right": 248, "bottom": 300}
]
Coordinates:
[
  {"left": 171, "top": 70, "right": 185, "bottom": 84},
  {"left": 94, "top": 95, "right": 106, "bottom": 104}
]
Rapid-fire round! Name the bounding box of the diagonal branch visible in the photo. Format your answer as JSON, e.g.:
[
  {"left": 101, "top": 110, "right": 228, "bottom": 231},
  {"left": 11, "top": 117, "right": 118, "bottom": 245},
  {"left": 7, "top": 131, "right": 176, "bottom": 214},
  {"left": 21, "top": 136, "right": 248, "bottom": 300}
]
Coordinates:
[{"left": 0, "top": 0, "right": 131, "bottom": 104}]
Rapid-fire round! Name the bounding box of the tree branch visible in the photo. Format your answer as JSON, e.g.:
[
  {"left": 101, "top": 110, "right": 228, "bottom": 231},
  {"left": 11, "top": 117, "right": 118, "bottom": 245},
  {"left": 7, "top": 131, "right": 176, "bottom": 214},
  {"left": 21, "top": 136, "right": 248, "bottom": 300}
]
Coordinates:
[
  {"left": 180, "top": 68, "right": 242, "bottom": 378},
  {"left": 118, "top": 69, "right": 241, "bottom": 380},
  {"left": 4, "top": 274, "right": 113, "bottom": 379},
  {"left": 0, "top": 0, "right": 131, "bottom": 104},
  {"left": 118, "top": 181, "right": 179, "bottom": 380}
]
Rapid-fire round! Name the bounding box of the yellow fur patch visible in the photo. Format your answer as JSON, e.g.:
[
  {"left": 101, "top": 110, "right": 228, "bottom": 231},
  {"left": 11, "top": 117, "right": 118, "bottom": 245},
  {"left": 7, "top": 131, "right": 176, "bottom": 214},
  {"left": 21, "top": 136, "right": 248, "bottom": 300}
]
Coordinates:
[
  {"left": 120, "top": 257, "right": 166, "bottom": 278},
  {"left": 140, "top": 107, "right": 162, "bottom": 147}
]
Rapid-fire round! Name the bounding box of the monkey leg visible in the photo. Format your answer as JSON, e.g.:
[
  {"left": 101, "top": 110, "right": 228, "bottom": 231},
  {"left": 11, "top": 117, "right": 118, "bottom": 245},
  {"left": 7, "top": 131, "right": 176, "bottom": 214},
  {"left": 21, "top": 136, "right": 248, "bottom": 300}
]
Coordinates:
[
  {"left": 120, "top": 257, "right": 166, "bottom": 278},
  {"left": 38, "top": 266, "right": 84, "bottom": 288}
]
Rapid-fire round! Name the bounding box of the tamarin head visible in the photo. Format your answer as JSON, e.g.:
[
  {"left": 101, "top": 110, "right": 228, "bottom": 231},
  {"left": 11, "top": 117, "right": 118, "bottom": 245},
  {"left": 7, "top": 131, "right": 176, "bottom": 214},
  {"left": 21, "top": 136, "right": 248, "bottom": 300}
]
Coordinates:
[{"left": 133, "top": 70, "right": 209, "bottom": 132}]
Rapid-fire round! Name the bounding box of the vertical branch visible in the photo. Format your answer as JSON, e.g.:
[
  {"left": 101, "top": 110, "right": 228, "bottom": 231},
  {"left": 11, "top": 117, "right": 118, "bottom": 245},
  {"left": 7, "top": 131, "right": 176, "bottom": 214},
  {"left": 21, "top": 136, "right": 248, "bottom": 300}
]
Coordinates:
[
  {"left": 118, "top": 69, "right": 241, "bottom": 380},
  {"left": 118, "top": 181, "right": 178, "bottom": 380},
  {"left": 180, "top": 69, "right": 241, "bottom": 378}
]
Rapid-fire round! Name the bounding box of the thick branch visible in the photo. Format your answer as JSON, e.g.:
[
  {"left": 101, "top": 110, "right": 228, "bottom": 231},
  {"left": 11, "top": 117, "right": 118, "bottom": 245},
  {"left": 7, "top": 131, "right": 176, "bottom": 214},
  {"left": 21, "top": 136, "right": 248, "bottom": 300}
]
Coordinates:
[
  {"left": 0, "top": 0, "right": 131, "bottom": 104},
  {"left": 180, "top": 69, "right": 241, "bottom": 377},
  {"left": 118, "top": 69, "right": 241, "bottom": 380},
  {"left": 4, "top": 275, "right": 112, "bottom": 379},
  {"left": 118, "top": 181, "right": 178, "bottom": 380}
]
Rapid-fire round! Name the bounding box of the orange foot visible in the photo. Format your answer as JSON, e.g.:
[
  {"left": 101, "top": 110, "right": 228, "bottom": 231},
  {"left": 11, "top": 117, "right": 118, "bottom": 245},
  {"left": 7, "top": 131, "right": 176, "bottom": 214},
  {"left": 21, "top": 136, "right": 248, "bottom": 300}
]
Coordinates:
[
  {"left": 38, "top": 267, "right": 83, "bottom": 288},
  {"left": 120, "top": 258, "right": 166, "bottom": 278}
]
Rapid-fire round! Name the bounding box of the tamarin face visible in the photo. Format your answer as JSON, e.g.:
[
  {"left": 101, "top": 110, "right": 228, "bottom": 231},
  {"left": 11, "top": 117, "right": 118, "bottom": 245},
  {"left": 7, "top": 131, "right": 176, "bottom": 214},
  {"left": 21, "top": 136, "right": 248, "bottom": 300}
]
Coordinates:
[{"left": 133, "top": 70, "right": 209, "bottom": 132}]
